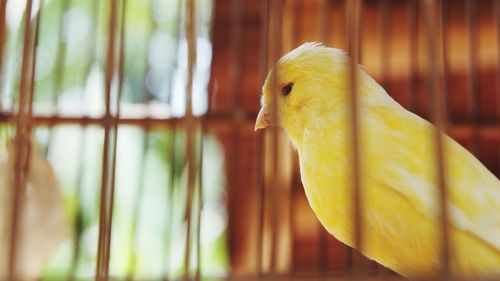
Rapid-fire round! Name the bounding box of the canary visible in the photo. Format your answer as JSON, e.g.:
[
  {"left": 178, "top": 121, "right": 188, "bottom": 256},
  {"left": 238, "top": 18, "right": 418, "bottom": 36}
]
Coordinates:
[{"left": 255, "top": 42, "right": 500, "bottom": 279}]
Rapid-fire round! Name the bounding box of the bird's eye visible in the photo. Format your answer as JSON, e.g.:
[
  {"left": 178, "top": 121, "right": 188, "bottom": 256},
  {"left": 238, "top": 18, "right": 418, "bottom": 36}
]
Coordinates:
[{"left": 281, "top": 83, "right": 293, "bottom": 97}]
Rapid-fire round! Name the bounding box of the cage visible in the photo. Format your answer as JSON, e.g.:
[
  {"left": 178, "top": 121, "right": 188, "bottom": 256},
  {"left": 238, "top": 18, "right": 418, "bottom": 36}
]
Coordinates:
[{"left": 0, "top": 0, "right": 500, "bottom": 280}]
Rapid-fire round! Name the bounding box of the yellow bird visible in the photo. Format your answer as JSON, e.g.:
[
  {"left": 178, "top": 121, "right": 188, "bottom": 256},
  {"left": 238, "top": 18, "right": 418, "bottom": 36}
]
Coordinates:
[{"left": 255, "top": 42, "right": 500, "bottom": 279}]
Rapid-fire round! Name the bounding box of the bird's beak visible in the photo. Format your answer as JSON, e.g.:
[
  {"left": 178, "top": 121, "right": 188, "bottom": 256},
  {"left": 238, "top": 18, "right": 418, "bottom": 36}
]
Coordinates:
[{"left": 255, "top": 105, "right": 272, "bottom": 131}]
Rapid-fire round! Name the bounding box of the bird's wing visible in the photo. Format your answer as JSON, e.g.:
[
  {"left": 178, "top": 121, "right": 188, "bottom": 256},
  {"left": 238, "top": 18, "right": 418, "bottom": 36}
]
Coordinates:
[{"left": 366, "top": 105, "right": 500, "bottom": 252}]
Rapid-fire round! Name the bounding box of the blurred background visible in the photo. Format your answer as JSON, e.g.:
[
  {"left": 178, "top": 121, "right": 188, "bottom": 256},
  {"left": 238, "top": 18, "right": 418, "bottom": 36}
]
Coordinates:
[{"left": 0, "top": 0, "right": 499, "bottom": 280}]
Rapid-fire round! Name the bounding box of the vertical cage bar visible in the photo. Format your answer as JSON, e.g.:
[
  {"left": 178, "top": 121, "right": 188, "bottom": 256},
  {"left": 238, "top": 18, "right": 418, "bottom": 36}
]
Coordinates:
[
  {"left": 95, "top": 0, "right": 118, "bottom": 272},
  {"left": 279, "top": 0, "right": 293, "bottom": 274},
  {"left": 422, "top": 0, "right": 450, "bottom": 277},
  {"left": 465, "top": 0, "right": 479, "bottom": 155},
  {"left": 256, "top": 0, "right": 270, "bottom": 274},
  {"left": 8, "top": 0, "right": 38, "bottom": 278},
  {"left": 0, "top": 0, "right": 7, "bottom": 111},
  {"left": 407, "top": 0, "right": 418, "bottom": 111},
  {"left": 183, "top": 0, "right": 197, "bottom": 277},
  {"left": 346, "top": 0, "right": 363, "bottom": 276},
  {"left": 378, "top": 0, "right": 390, "bottom": 87},
  {"left": 269, "top": 0, "right": 284, "bottom": 273},
  {"left": 95, "top": 0, "right": 125, "bottom": 278},
  {"left": 319, "top": 0, "right": 332, "bottom": 45},
  {"left": 353, "top": 0, "right": 363, "bottom": 63},
  {"left": 317, "top": 0, "right": 330, "bottom": 273},
  {"left": 497, "top": 1, "right": 500, "bottom": 108},
  {"left": 495, "top": 0, "right": 500, "bottom": 176},
  {"left": 227, "top": 0, "right": 243, "bottom": 275},
  {"left": 229, "top": 0, "right": 244, "bottom": 112}
]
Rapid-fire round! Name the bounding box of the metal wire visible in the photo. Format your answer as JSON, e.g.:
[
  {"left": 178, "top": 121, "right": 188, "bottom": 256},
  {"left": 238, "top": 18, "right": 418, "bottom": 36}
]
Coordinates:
[
  {"left": 183, "top": 0, "right": 198, "bottom": 278},
  {"left": 407, "top": 0, "right": 418, "bottom": 112},
  {"left": 378, "top": 0, "right": 390, "bottom": 88},
  {"left": 269, "top": 0, "right": 285, "bottom": 274},
  {"left": 422, "top": 0, "right": 450, "bottom": 277},
  {"left": 317, "top": 0, "right": 330, "bottom": 272},
  {"left": 0, "top": 0, "right": 7, "bottom": 112},
  {"left": 8, "top": 0, "right": 39, "bottom": 278},
  {"left": 227, "top": 0, "right": 245, "bottom": 276},
  {"left": 465, "top": 0, "right": 480, "bottom": 156},
  {"left": 346, "top": 0, "right": 364, "bottom": 277},
  {"left": 95, "top": 0, "right": 125, "bottom": 278},
  {"left": 497, "top": 0, "right": 500, "bottom": 129},
  {"left": 256, "top": 0, "right": 270, "bottom": 274}
]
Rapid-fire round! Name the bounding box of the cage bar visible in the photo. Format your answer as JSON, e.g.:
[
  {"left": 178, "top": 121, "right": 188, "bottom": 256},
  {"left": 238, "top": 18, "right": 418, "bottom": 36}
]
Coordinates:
[
  {"left": 497, "top": 1, "right": 500, "bottom": 117},
  {"left": 7, "top": 0, "right": 39, "bottom": 278},
  {"left": 256, "top": 0, "right": 270, "bottom": 274},
  {"left": 407, "top": 0, "right": 418, "bottom": 112},
  {"left": 378, "top": 0, "right": 390, "bottom": 87},
  {"left": 268, "top": 0, "right": 286, "bottom": 274},
  {"left": 227, "top": 0, "right": 244, "bottom": 276},
  {"left": 465, "top": 0, "right": 480, "bottom": 155},
  {"left": 95, "top": 0, "right": 125, "bottom": 278},
  {"left": 346, "top": 0, "right": 364, "bottom": 277},
  {"left": 0, "top": 0, "right": 7, "bottom": 112},
  {"left": 422, "top": 0, "right": 450, "bottom": 277},
  {"left": 182, "top": 0, "right": 199, "bottom": 278}
]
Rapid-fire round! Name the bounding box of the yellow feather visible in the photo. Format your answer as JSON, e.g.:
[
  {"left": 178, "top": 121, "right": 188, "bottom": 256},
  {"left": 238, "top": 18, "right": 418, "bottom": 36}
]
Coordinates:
[{"left": 256, "top": 43, "right": 500, "bottom": 279}]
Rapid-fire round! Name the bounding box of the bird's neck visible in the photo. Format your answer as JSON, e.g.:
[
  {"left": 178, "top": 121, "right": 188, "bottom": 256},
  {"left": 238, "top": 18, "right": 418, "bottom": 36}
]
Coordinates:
[{"left": 284, "top": 102, "right": 349, "bottom": 149}]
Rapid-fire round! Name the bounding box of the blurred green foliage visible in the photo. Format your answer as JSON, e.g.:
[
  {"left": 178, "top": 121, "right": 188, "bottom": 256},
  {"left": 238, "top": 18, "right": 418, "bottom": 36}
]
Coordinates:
[{"left": 0, "top": 0, "right": 227, "bottom": 279}]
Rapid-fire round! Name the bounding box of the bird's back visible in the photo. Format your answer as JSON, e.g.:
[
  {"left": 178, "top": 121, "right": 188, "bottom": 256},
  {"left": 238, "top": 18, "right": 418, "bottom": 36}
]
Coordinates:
[{"left": 296, "top": 90, "right": 500, "bottom": 279}]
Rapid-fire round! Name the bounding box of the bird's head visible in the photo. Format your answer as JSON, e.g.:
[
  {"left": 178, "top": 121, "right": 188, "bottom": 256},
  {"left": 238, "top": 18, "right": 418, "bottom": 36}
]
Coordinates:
[{"left": 255, "top": 42, "right": 351, "bottom": 143}]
